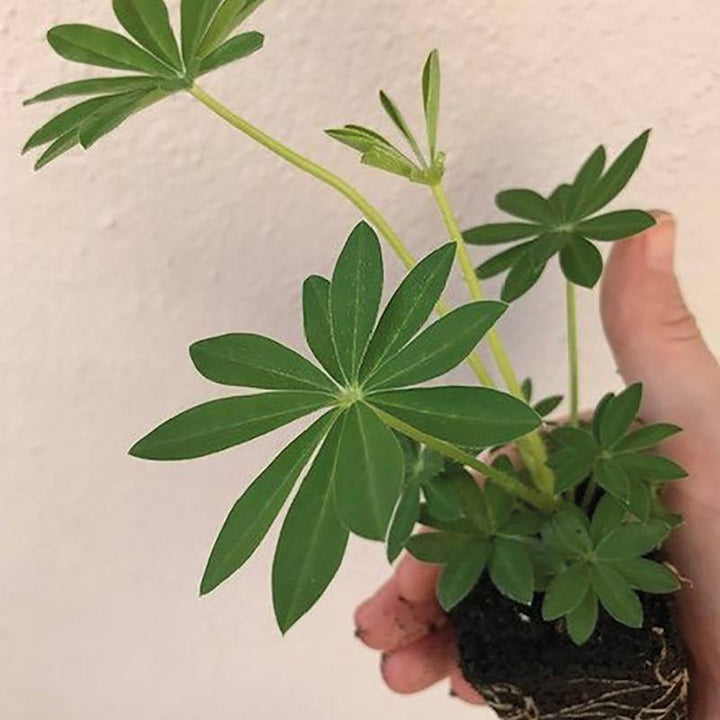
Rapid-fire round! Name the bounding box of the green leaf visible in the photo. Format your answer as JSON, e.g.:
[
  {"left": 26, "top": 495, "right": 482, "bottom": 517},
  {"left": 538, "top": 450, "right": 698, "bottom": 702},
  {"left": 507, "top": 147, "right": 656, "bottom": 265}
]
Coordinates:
[
  {"left": 406, "top": 532, "right": 470, "bottom": 563},
  {"left": 552, "top": 426, "right": 599, "bottom": 455},
  {"left": 190, "top": 334, "right": 336, "bottom": 393},
  {"left": 592, "top": 392, "right": 615, "bottom": 442},
  {"left": 34, "top": 132, "right": 80, "bottom": 170},
  {"left": 542, "top": 563, "right": 591, "bottom": 621},
  {"left": 596, "top": 520, "right": 668, "bottom": 560},
  {"left": 112, "top": 0, "right": 182, "bottom": 70},
  {"left": 334, "top": 404, "right": 404, "bottom": 540},
  {"left": 365, "top": 301, "right": 506, "bottom": 390},
  {"left": 464, "top": 223, "right": 542, "bottom": 246},
  {"left": 330, "top": 222, "right": 383, "bottom": 381},
  {"left": 302, "top": 276, "right": 344, "bottom": 383},
  {"left": 200, "top": 412, "right": 337, "bottom": 594},
  {"left": 79, "top": 88, "right": 167, "bottom": 148},
  {"left": 24, "top": 76, "right": 159, "bottom": 105},
  {"left": 198, "top": 0, "right": 268, "bottom": 57},
  {"left": 550, "top": 450, "right": 595, "bottom": 493},
  {"left": 386, "top": 480, "right": 422, "bottom": 563},
  {"left": 496, "top": 189, "right": 556, "bottom": 225},
  {"left": 475, "top": 241, "right": 535, "bottom": 280},
  {"left": 614, "top": 453, "right": 688, "bottom": 481},
  {"left": 578, "top": 210, "right": 655, "bottom": 241},
  {"left": 422, "top": 49, "right": 441, "bottom": 160},
  {"left": 370, "top": 386, "right": 541, "bottom": 448},
  {"left": 418, "top": 505, "right": 475, "bottom": 534},
  {"left": 502, "top": 508, "right": 543, "bottom": 536},
  {"left": 490, "top": 538, "right": 534, "bottom": 605},
  {"left": 272, "top": 422, "right": 349, "bottom": 633},
  {"left": 437, "top": 542, "right": 489, "bottom": 611},
  {"left": 501, "top": 252, "right": 546, "bottom": 302},
  {"left": 612, "top": 558, "right": 680, "bottom": 594},
  {"left": 579, "top": 130, "right": 651, "bottom": 217},
  {"left": 543, "top": 505, "right": 592, "bottom": 558},
  {"left": 198, "top": 31, "right": 264, "bottom": 74},
  {"left": 615, "top": 424, "right": 681, "bottom": 453},
  {"left": 129, "top": 391, "right": 332, "bottom": 460},
  {"left": 379, "top": 91, "right": 420, "bottom": 155},
  {"left": 592, "top": 564, "right": 643, "bottom": 628},
  {"left": 360, "top": 244, "right": 455, "bottom": 380},
  {"left": 47, "top": 24, "right": 176, "bottom": 76},
  {"left": 23, "top": 95, "right": 120, "bottom": 153},
  {"left": 326, "top": 125, "right": 394, "bottom": 154},
  {"left": 423, "top": 475, "right": 463, "bottom": 521},
  {"left": 599, "top": 383, "right": 642, "bottom": 448},
  {"left": 534, "top": 395, "right": 563, "bottom": 417},
  {"left": 569, "top": 145, "right": 606, "bottom": 219},
  {"left": 446, "top": 469, "right": 490, "bottom": 527},
  {"left": 181, "top": 0, "right": 224, "bottom": 67},
  {"left": 361, "top": 144, "right": 422, "bottom": 181},
  {"left": 486, "top": 478, "right": 516, "bottom": 530},
  {"left": 559, "top": 237, "right": 603, "bottom": 288},
  {"left": 521, "top": 378, "right": 533, "bottom": 401},
  {"left": 590, "top": 493, "right": 626, "bottom": 544},
  {"left": 626, "top": 481, "right": 652, "bottom": 521},
  {"left": 566, "top": 588, "right": 599, "bottom": 645},
  {"left": 594, "top": 458, "right": 631, "bottom": 503}
]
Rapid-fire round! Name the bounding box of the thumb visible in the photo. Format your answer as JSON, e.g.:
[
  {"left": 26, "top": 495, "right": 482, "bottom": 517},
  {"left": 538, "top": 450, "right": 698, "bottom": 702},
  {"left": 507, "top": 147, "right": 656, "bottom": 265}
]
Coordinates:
[{"left": 600, "top": 211, "right": 720, "bottom": 427}]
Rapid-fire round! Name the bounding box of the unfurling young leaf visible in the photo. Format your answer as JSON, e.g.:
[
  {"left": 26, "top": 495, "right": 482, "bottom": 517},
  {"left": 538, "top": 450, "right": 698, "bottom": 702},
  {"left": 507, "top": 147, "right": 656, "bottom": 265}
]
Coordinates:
[{"left": 422, "top": 49, "right": 441, "bottom": 161}]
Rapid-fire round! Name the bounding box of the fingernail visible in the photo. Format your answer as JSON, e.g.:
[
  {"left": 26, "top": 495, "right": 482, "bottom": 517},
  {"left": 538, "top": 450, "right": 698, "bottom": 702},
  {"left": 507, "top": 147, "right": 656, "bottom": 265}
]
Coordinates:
[{"left": 645, "top": 210, "right": 676, "bottom": 272}]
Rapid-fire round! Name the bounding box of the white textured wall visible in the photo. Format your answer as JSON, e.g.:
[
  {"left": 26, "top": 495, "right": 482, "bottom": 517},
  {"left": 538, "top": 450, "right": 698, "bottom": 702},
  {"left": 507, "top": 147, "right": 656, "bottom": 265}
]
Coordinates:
[{"left": 3, "top": 1, "right": 720, "bottom": 718}]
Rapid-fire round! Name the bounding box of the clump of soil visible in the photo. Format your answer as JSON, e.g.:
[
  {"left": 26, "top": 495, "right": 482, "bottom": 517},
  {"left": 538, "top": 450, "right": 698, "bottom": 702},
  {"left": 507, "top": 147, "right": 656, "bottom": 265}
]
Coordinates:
[{"left": 450, "top": 574, "right": 689, "bottom": 720}]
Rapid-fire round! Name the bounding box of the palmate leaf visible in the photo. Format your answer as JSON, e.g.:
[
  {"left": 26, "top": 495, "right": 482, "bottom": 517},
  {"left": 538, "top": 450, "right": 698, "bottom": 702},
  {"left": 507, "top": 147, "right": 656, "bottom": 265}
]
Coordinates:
[
  {"left": 112, "top": 0, "right": 182, "bottom": 70},
  {"left": 542, "top": 562, "right": 591, "bottom": 621},
  {"left": 406, "top": 532, "right": 472, "bottom": 563},
  {"left": 129, "top": 391, "right": 332, "bottom": 460},
  {"left": 598, "top": 383, "right": 642, "bottom": 448},
  {"left": 360, "top": 244, "right": 456, "bottom": 379},
  {"left": 190, "top": 333, "right": 337, "bottom": 393},
  {"left": 489, "top": 538, "right": 534, "bottom": 605},
  {"left": 47, "top": 24, "right": 176, "bottom": 76},
  {"left": 330, "top": 221, "right": 383, "bottom": 381},
  {"left": 463, "top": 131, "right": 653, "bottom": 300},
  {"left": 365, "top": 301, "right": 506, "bottom": 390},
  {"left": 369, "top": 387, "right": 542, "bottom": 448},
  {"left": 333, "top": 404, "right": 404, "bottom": 540},
  {"left": 591, "top": 564, "right": 643, "bottom": 628},
  {"left": 200, "top": 411, "right": 337, "bottom": 595},
  {"left": 613, "top": 558, "right": 680, "bottom": 594},
  {"left": 272, "top": 420, "right": 349, "bottom": 633},
  {"left": 566, "top": 589, "right": 599, "bottom": 645},
  {"left": 614, "top": 423, "right": 681, "bottom": 453}
]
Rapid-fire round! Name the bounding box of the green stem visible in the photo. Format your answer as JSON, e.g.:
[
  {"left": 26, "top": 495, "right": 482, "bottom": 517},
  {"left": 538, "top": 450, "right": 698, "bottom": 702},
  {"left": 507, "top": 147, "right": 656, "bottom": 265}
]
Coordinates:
[
  {"left": 189, "top": 84, "right": 495, "bottom": 387},
  {"left": 371, "top": 405, "right": 556, "bottom": 515},
  {"left": 566, "top": 281, "right": 580, "bottom": 427},
  {"left": 430, "top": 182, "right": 555, "bottom": 496}
]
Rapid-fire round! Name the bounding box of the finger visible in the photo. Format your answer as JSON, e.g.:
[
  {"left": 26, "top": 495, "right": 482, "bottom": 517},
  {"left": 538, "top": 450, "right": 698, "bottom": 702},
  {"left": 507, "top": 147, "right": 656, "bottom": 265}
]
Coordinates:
[
  {"left": 354, "top": 577, "right": 446, "bottom": 651},
  {"left": 600, "top": 210, "right": 720, "bottom": 432},
  {"left": 380, "top": 625, "right": 456, "bottom": 694},
  {"left": 449, "top": 668, "right": 485, "bottom": 705},
  {"left": 394, "top": 552, "right": 441, "bottom": 604}
]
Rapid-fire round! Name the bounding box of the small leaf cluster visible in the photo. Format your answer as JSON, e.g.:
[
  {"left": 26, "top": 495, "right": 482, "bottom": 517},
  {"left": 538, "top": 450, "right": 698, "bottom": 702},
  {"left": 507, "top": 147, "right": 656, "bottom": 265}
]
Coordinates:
[
  {"left": 541, "top": 502, "right": 679, "bottom": 644},
  {"left": 407, "top": 459, "right": 545, "bottom": 611},
  {"left": 547, "top": 384, "right": 687, "bottom": 522},
  {"left": 23, "top": 0, "right": 267, "bottom": 169},
  {"left": 326, "top": 51, "right": 445, "bottom": 185},
  {"left": 464, "top": 131, "right": 656, "bottom": 300},
  {"left": 130, "top": 221, "right": 541, "bottom": 632}
]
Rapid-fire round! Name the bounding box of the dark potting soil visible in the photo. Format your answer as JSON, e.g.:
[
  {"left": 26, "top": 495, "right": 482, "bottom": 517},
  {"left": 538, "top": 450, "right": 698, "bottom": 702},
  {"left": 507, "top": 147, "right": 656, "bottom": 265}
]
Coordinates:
[{"left": 450, "top": 573, "right": 689, "bottom": 720}]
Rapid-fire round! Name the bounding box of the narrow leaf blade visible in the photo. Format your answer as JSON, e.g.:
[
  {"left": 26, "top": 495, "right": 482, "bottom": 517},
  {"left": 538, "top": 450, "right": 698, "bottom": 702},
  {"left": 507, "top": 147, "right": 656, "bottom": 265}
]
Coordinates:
[
  {"left": 198, "top": 31, "right": 264, "bottom": 74},
  {"left": 190, "top": 334, "right": 336, "bottom": 393},
  {"left": 302, "top": 276, "right": 344, "bottom": 383},
  {"left": 129, "top": 391, "right": 332, "bottom": 460},
  {"left": 272, "top": 422, "right": 349, "bottom": 633},
  {"left": 437, "top": 542, "right": 489, "bottom": 611},
  {"left": 200, "top": 412, "right": 337, "bottom": 594},
  {"left": 578, "top": 210, "right": 656, "bottom": 241}
]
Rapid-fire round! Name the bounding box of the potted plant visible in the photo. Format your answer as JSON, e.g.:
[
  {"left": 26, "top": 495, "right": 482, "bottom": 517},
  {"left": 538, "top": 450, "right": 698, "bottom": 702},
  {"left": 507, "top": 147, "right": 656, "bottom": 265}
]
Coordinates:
[{"left": 22, "top": 1, "right": 691, "bottom": 717}]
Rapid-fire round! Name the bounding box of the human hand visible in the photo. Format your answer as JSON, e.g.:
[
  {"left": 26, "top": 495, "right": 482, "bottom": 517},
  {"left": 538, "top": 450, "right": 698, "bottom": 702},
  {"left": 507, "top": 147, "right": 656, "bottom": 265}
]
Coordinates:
[{"left": 353, "top": 211, "right": 720, "bottom": 717}]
